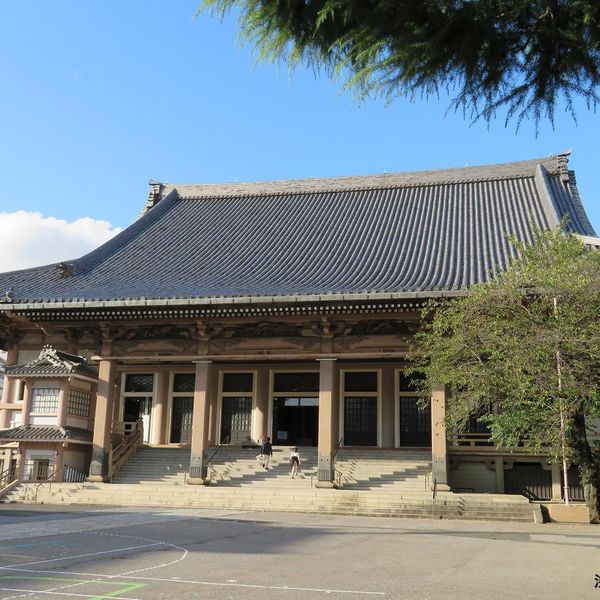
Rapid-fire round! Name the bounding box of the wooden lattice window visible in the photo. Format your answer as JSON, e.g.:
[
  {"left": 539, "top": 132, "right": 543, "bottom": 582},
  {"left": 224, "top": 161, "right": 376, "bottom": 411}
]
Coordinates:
[
  {"left": 67, "top": 390, "right": 90, "bottom": 417},
  {"left": 31, "top": 388, "right": 59, "bottom": 413}
]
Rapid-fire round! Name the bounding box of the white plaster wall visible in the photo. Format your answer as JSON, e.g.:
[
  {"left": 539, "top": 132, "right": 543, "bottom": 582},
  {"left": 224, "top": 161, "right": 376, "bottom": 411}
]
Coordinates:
[
  {"left": 30, "top": 416, "right": 57, "bottom": 426},
  {"left": 70, "top": 380, "right": 92, "bottom": 391},
  {"left": 66, "top": 416, "right": 88, "bottom": 429},
  {"left": 9, "top": 411, "right": 22, "bottom": 428},
  {"left": 33, "top": 380, "right": 59, "bottom": 389}
]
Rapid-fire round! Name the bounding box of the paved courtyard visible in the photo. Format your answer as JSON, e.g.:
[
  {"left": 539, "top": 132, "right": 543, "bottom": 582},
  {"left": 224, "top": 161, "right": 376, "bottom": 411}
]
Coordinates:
[{"left": 0, "top": 505, "right": 596, "bottom": 600}]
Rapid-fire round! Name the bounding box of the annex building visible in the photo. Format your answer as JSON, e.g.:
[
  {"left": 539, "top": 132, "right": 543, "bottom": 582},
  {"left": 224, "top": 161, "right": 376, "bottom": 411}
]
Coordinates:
[{"left": 0, "top": 153, "right": 597, "bottom": 511}]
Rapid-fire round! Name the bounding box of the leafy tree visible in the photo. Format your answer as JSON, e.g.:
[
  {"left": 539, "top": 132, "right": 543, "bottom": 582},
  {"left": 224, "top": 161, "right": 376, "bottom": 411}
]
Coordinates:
[
  {"left": 409, "top": 226, "right": 600, "bottom": 523},
  {"left": 199, "top": 1, "right": 600, "bottom": 126}
]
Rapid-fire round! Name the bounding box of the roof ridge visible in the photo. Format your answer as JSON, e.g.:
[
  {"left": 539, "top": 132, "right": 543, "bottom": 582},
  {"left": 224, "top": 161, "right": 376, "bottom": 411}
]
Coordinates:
[{"left": 161, "top": 154, "right": 566, "bottom": 201}]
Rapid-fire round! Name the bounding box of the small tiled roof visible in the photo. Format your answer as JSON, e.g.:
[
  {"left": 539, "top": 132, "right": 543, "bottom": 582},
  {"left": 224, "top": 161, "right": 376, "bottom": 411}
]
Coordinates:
[
  {"left": 0, "top": 153, "right": 596, "bottom": 307},
  {"left": 0, "top": 426, "right": 92, "bottom": 443},
  {"left": 5, "top": 346, "right": 98, "bottom": 380}
]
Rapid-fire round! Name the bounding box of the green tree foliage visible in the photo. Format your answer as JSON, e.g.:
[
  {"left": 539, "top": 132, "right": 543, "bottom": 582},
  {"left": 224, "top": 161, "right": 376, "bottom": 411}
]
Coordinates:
[
  {"left": 409, "top": 226, "right": 600, "bottom": 522},
  {"left": 199, "top": 1, "right": 600, "bottom": 126}
]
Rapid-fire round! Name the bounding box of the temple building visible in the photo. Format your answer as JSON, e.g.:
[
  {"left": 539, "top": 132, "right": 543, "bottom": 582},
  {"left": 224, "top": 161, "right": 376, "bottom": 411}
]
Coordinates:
[{"left": 0, "top": 153, "right": 597, "bottom": 503}]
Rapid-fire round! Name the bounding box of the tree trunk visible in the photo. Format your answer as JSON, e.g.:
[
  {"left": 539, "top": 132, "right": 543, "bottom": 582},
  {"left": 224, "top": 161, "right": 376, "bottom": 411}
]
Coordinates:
[{"left": 572, "top": 407, "right": 600, "bottom": 524}]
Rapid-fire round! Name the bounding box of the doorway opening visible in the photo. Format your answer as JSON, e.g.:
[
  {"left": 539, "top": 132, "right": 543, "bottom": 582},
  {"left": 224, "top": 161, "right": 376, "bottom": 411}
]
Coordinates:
[
  {"left": 273, "top": 397, "right": 318, "bottom": 446},
  {"left": 122, "top": 373, "right": 155, "bottom": 445},
  {"left": 272, "top": 372, "right": 319, "bottom": 446},
  {"left": 124, "top": 396, "right": 152, "bottom": 444}
]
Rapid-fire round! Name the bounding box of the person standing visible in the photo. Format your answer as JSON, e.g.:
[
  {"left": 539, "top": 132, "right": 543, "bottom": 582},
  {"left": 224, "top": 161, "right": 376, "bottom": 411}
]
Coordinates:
[
  {"left": 261, "top": 437, "right": 273, "bottom": 469},
  {"left": 289, "top": 447, "right": 301, "bottom": 479},
  {"left": 256, "top": 434, "right": 266, "bottom": 464}
]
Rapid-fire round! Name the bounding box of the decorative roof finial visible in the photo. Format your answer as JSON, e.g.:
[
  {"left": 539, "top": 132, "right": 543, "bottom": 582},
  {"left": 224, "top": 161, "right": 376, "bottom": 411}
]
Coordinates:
[{"left": 141, "top": 180, "right": 165, "bottom": 215}]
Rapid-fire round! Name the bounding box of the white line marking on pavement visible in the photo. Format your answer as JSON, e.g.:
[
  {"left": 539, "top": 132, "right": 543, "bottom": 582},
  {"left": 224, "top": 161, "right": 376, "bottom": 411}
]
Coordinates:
[
  {"left": 0, "top": 542, "right": 163, "bottom": 568},
  {"left": 0, "top": 528, "right": 190, "bottom": 600},
  {"left": 0, "top": 587, "right": 140, "bottom": 600},
  {"left": 0, "top": 567, "right": 384, "bottom": 596},
  {"left": 96, "top": 531, "right": 189, "bottom": 576}
]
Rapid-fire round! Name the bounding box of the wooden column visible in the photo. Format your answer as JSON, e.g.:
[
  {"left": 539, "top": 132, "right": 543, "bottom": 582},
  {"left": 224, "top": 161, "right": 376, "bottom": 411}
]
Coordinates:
[
  {"left": 188, "top": 361, "right": 212, "bottom": 483},
  {"left": 551, "top": 463, "right": 562, "bottom": 501},
  {"left": 316, "top": 358, "right": 338, "bottom": 487},
  {"left": 56, "top": 380, "right": 69, "bottom": 427},
  {"left": 0, "top": 347, "right": 18, "bottom": 428},
  {"left": 253, "top": 367, "right": 269, "bottom": 443},
  {"left": 54, "top": 447, "right": 65, "bottom": 482},
  {"left": 207, "top": 367, "right": 219, "bottom": 446},
  {"left": 494, "top": 456, "right": 505, "bottom": 494},
  {"left": 150, "top": 370, "right": 169, "bottom": 446},
  {"left": 21, "top": 380, "right": 33, "bottom": 427},
  {"left": 381, "top": 366, "right": 395, "bottom": 448},
  {"left": 88, "top": 360, "right": 116, "bottom": 482},
  {"left": 431, "top": 384, "right": 450, "bottom": 491},
  {"left": 87, "top": 383, "right": 97, "bottom": 432}
]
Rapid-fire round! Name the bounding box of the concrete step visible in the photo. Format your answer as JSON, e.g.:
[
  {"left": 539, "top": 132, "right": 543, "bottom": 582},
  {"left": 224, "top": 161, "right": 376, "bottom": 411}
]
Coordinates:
[{"left": 4, "top": 484, "right": 535, "bottom": 523}]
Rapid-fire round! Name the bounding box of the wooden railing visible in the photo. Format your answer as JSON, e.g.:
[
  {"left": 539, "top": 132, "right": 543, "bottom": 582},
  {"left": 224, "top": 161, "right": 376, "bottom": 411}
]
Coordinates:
[
  {"left": 448, "top": 432, "right": 495, "bottom": 448},
  {"left": 332, "top": 436, "right": 345, "bottom": 488},
  {"left": 0, "top": 464, "right": 17, "bottom": 490},
  {"left": 110, "top": 421, "right": 144, "bottom": 481},
  {"left": 112, "top": 420, "right": 140, "bottom": 436},
  {"left": 63, "top": 464, "right": 87, "bottom": 483},
  {"left": 431, "top": 476, "right": 438, "bottom": 519},
  {"left": 34, "top": 466, "right": 62, "bottom": 503},
  {"left": 448, "top": 432, "right": 529, "bottom": 452}
]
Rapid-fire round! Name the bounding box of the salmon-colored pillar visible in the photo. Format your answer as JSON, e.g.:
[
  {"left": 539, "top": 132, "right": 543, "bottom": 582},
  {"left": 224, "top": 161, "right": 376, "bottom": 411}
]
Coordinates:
[
  {"left": 88, "top": 360, "right": 116, "bottom": 482},
  {"left": 0, "top": 346, "right": 18, "bottom": 428},
  {"left": 150, "top": 370, "right": 168, "bottom": 446},
  {"left": 316, "top": 358, "right": 338, "bottom": 487},
  {"left": 56, "top": 380, "right": 69, "bottom": 427},
  {"left": 188, "top": 361, "right": 212, "bottom": 483},
  {"left": 253, "top": 367, "right": 269, "bottom": 443},
  {"left": 431, "top": 384, "right": 450, "bottom": 491},
  {"left": 21, "top": 380, "right": 33, "bottom": 427}
]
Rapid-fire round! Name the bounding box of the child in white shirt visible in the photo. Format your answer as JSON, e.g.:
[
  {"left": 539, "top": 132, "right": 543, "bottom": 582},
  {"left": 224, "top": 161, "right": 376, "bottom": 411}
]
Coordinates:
[{"left": 290, "top": 447, "right": 300, "bottom": 479}]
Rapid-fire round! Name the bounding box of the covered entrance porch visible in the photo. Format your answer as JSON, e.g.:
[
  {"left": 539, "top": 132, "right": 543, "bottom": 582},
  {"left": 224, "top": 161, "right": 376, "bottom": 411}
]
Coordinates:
[{"left": 91, "top": 357, "right": 448, "bottom": 490}]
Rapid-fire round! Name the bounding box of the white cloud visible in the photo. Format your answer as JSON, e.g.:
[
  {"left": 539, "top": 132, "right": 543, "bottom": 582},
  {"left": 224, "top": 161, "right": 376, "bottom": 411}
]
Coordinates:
[{"left": 0, "top": 211, "right": 122, "bottom": 272}]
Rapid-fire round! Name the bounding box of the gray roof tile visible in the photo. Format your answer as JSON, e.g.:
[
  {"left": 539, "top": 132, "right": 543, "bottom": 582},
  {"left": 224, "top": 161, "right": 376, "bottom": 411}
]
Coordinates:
[
  {"left": 0, "top": 154, "right": 596, "bottom": 306},
  {"left": 6, "top": 346, "right": 98, "bottom": 379},
  {"left": 0, "top": 426, "right": 92, "bottom": 443}
]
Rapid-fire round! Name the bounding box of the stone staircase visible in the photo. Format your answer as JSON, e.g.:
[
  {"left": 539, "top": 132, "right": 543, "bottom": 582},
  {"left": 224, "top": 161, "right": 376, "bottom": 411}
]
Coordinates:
[
  {"left": 112, "top": 447, "right": 190, "bottom": 485},
  {"left": 1, "top": 482, "right": 536, "bottom": 522},
  {"left": 111, "top": 446, "right": 430, "bottom": 491},
  {"left": 335, "top": 448, "right": 431, "bottom": 491},
  {"left": 0, "top": 446, "right": 538, "bottom": 522},
  {"left": 209, "top": 446, "right": 319, "bottom": 488}
]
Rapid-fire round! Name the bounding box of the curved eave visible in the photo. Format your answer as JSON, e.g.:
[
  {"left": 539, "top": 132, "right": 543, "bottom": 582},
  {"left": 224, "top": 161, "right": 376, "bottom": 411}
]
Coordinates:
[
  {"left": 0, "top": 289, "right": 469, "bottom": 312},
  {"left": 5, "top": 371, "right": 98, "bottom": 382}
]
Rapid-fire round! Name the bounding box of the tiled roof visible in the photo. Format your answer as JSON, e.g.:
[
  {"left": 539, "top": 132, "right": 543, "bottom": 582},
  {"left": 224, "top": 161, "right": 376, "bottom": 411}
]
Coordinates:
[
  {"left": 0, "top": 426, "right": 92, "bottom": 443},
  {"left": 5, "top": 346, "right": 98, "bottom": 379},
  {"left": 0, "top": 153, "right": 596, "bottom": 306}
]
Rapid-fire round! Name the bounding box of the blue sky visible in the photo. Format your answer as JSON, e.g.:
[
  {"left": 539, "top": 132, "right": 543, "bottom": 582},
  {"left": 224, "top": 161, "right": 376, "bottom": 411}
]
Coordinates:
[{"left": 1, "top": 0, "right": 599, "bottom": 240}]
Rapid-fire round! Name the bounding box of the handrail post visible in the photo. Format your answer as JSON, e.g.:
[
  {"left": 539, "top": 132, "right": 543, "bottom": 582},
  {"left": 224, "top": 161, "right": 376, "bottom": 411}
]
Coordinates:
[
  {"left": 205, "top": 435, "right": 231, "bottom": 470},
  {"left": 34, "top": 467, "right": 62, "bottom": 504}
]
